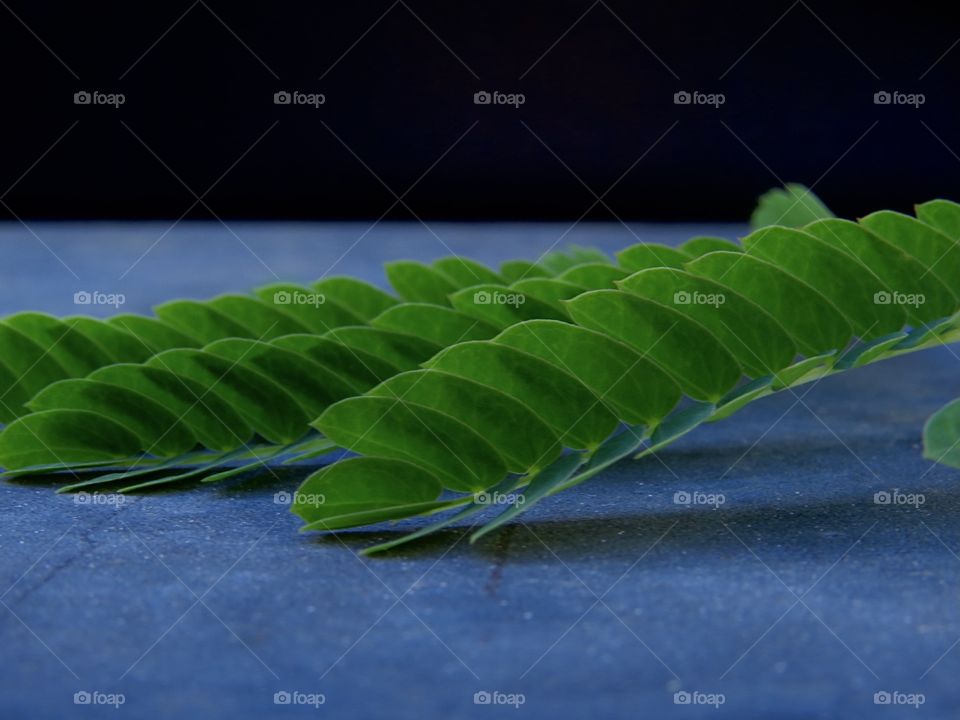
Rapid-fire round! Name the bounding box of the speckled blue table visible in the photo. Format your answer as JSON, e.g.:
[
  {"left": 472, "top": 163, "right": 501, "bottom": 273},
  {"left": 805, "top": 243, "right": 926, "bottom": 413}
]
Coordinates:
[{"left": 0, "top": 221, "right": 958, "bottom": 719}]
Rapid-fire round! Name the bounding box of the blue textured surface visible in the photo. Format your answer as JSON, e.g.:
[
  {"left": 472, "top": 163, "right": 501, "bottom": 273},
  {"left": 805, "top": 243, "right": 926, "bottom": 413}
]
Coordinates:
[{"left": 0, "top": 221, "right": 958, "bottom": 719}]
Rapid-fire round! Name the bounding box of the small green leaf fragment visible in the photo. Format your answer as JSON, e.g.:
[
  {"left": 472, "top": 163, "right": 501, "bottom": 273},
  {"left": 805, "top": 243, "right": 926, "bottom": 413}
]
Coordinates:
[
  {"left": 749, "top": 183, "right": 834, "bottom": 230},
  {"left": 924, "top": 399, "right": 960, "bottom": 469}
]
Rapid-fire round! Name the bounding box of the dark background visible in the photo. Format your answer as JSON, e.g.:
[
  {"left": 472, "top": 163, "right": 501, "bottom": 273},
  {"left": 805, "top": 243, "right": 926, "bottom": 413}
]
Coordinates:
[{"left": 1, "top": 1, "right": 957, "bottom": 221}]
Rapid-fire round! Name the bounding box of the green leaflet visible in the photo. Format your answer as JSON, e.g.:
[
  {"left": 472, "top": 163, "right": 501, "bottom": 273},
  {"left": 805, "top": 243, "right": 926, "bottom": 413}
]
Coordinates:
[
  {"left": 742, "top": 226, "right": 906, "bottom": 339},
  {"left": 539, "top": 246, "right": 608, "bottom": 274},
  {"left": 556, "top": 263, "right": 630, "bottom": 290},
  {"left": 371, "top": 304, "right": 499, "bottom": 346},
  {"left": 493, "top": 320, "right": 680, "bottom": 426},
  {"left": 565, "top": 290, "right": 741, "bottom": 402},
  {"left": 145, "top": 349, "right": 309, "bottom": 445},
  {"left": 5, "top": 312, "right": 116, "bottom": 377},
  {"left": 0, "top": 363, "right": 34, "bottom": 422},
  {"left": 679, "top": 236, "right": 742, "bottom": 257},
  {"left": 499, "top": 259, "right": 552, "bottom": 282},
  {"left": 616, "top": 243, "right": 690, "bottom": 272},
  {"left": 686, "top": 251, "right": 853, "bottom": 356},
  {"left": 323, "top": 327, "right": 442, "bottom": 370},
  {"left": 510, "top": 278, "right": 586, "bottom": 314},
  {"left": 617, "top": 268, "right": 797, "bottom": 377},
  {"left": 0, "top": 409, "right": 142, "bottom": 469},
  {"left": 65, "top": 317, "right": 154, "bottom": 363},
  {"left": 749, "top": 182, "right": 834, "bottom": 230},
  {"left": 208, "top": 294, "right": 313, "bottom": 337},
  {"left": 368, "top": 370, "right": 562, "bottom": 473},
  {"left": 253, "top": 283, "right": 366, "bottom": 332},
  {"left": 109, "top": 315, "right": 202, "bottom": 353},
  {"left": 270, "top": 335, "right": 400, "bottom": 392},
  {"left": 860, "top": 211, "right": 960, "bottom": 291},
  {"left": 0, "top": 324, "right": 68, "bottom": 410},
  {"left": 432, "top": 256, "right": 505, "bottom": 287},
  {"left": 449, "top": 284, "right": 567, "bottom": 328},
  {"left": 924, "top": 399, "right": 960, "bottom": 469},
  {"left": 384, "top": 261, "right": 459, "bottom": 305},
  {"left": 88, "top": 363, "right": 253, "bottom": 451},
  {"left": 424, "top": 341, "right": 620, "bottom": 449},
  {"left": 915, "top": 199, "right": 960, "bottom": 240},
  {"left": 311, "top": 277, "right": 398, "bottom": 322},
  {"left": 801, "top": 219, "right": 958, "bottom": 324},
  {"left": 294, "top": 457, "right": 451, "bottom": 532},
  {"left": 153, "top": 300, "right": 254, "bottom": 344},
  {"left": 314, "top": 397, "right": 507, "bottom": 492},
  {"left": 203, "top": 339, "right": 357, "bottom": 418},
  {"left": 26, "top": 379, "right": 197, "bottom": 457}
]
